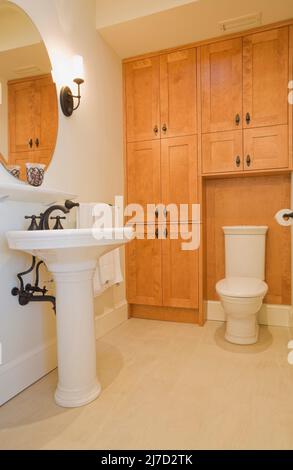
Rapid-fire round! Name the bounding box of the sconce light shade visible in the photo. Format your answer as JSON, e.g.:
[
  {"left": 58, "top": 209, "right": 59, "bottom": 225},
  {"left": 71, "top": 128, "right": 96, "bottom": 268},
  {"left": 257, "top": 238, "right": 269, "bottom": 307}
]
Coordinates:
[
  {"left": 60, "top": 55, "right": 84, "bottom": 117},
  {"left": 72, "top": 55, "right": 84, "bottom": 82}
]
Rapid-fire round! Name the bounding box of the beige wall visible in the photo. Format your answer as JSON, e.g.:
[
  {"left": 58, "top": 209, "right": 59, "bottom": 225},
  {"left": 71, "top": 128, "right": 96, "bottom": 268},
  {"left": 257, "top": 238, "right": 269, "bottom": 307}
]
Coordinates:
[
  {"left": 0, "top": 0, "right": 124, "bottom": 404},
  {"left": 96, "top": 0, "right": 197, "bottom": 28}
]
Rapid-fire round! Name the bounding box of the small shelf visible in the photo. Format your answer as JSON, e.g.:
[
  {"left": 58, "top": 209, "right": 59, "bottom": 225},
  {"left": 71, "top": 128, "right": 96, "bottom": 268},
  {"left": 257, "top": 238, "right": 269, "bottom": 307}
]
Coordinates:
[{"left": 0, "top": 181, "right": 77, "bottom": 205}]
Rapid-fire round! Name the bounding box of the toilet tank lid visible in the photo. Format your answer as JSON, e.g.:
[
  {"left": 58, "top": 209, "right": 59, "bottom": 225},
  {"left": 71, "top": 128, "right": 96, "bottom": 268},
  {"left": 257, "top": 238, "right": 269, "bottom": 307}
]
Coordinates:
[{"left": 223, "top": 226, "right": 268, "bottom": 235}]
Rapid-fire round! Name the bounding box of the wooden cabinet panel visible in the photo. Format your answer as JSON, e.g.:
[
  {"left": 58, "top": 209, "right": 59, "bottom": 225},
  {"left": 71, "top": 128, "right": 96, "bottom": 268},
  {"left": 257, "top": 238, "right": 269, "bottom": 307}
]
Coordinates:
[
  {"left": 8, "top": 80, "right": 35, "bottom": 154},
  {"left": 244, "top": 125, "right": 288, "bottom": 171},
  {"left": 162, "top": 224, "right": 199, "bottom": 308},
  {"left": 125, "top": 58, "right": 160, "bottom": 142},
  {"left": 202, "top": 130, "right": 243, "bottom": 174},
  {"left": 126, "top": 226, "right": 162, "bottom": 306},
  {"left": 34, "top": 76, "right": 58, "bottom": 152},
  {"left": 243, "top": 27, "right": 289, "bottom": 128},
  {"left": 127, "top": 141, "right": 161, "bottom": 221},
  {"left": 8, "top": 74, "right": 57, "bottom": 175},
  {"left": 161, "top": 136, "right": 198, "bottom": 221},
  {"left": 201, "top": 38, "right": 243, "bottom": 133},
  {"left": 160, "top": 49, "right": 197, "bottom": 138}
]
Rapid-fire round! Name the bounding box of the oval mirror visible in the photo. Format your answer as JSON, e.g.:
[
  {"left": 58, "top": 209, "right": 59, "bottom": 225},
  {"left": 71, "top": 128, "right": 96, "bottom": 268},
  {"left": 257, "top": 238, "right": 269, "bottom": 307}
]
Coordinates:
[{"left": 0, "top": 1, "right": 58, "bottom": 183}]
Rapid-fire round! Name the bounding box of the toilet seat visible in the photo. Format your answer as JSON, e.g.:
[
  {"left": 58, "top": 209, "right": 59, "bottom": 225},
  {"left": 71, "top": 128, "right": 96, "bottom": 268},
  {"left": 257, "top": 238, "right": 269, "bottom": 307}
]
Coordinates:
[{"left": 216, "top": 277, "right": 268, "bottom": 298}]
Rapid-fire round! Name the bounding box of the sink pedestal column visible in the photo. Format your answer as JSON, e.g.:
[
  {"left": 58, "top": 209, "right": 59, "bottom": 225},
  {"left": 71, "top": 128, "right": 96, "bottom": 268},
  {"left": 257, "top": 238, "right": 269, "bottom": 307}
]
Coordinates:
[{"left": 51, "top": 264, "right": 101, "bottom": 408}]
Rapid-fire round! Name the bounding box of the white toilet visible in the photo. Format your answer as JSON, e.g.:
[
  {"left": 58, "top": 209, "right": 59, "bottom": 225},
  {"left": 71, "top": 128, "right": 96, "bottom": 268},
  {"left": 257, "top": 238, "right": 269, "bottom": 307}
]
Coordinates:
[{"left": 216, "top": 226, "right": 268, "bottom": 345}]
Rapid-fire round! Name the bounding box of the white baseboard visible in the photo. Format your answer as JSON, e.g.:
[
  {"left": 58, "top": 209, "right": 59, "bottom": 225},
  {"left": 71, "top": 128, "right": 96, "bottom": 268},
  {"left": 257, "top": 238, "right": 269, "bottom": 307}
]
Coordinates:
[
  {"left": 0, "top": 339, "right": 57, "bottom": 406},
  {"left": 0, "top": 300, "right": 129, "bottom": 406},
  {"left": 95, "top": 300, "right": 128, "bottom": 339},
  {"left": 207, "top": 301, "right": 293, "bottom": 327}
]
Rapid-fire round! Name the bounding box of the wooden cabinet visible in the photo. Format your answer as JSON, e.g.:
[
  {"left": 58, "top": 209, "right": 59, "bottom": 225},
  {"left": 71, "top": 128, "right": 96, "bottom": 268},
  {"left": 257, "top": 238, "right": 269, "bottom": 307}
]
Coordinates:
[
  {"left": 8, "top": 74, "right": 58, "bottom": 176},
  {"left": 126, "top": 137, "right": 199, "bottom": 311},
  {"left": 8, "top": 79, "right": 35, "bottom": 155},
  {"left": 34, "top": 76, "right": 58, "bottom": 152},
  {"left": 244, "top": 125, "right": 288, "bottom": 171},
  {"left": 127, "top": 140, "right": 161, "bottom": 219},
  {"left": 126, "top": 227, "right": 162, "bottom": 306},
  {"left": 125, "top": 49, "right": 197, "bottom": 143},
  {"left": 201, "top": 38, "right": 243, "bottom": 133},
  {"left": 126, "top": 224, "right": 198, "bottom": 309},
  {"left": 201, "top": 27, "right": 290, "bottom": 175},
  {"left": 162, "top": 224, "right": 199, "bottom": 308},
  {"left": 161, "top": 136, "right": 198, "bottom": 221},
  {"left": 202, "top": 131, "right": 243, "bottom": 174},
  {"left": 160, "top": 49, "right": 197, "bottom": 138},
  {"left": 125, "top": 57, "right": 160, "bottom": 143},
  {"left": 243, "top": 28, "right": 289, "bottom": 129},
  {"left": 124, "top": 22, "right": 292, "bottom": 323}
]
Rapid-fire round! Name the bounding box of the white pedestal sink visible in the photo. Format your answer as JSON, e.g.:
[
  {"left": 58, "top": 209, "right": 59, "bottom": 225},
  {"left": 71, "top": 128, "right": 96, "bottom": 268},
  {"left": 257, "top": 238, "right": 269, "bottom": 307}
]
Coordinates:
[{"left": 6, "top": 227, "right": 134, "bottom": 408}]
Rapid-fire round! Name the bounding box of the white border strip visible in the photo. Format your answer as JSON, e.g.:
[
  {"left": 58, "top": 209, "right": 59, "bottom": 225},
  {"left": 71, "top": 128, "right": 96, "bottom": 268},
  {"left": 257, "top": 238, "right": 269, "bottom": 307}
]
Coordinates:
[{"left": 207, "top": 301, "right": 293, "bottom": 327}]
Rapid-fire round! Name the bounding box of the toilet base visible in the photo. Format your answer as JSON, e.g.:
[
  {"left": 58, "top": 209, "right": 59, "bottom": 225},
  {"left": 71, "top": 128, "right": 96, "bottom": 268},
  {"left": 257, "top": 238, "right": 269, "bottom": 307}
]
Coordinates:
[
  {"left": 225, "top": 311, "right": 259, "bottom": 345},
  {"left": 225, "top": 324, "right": 259, "bottom": 345}
]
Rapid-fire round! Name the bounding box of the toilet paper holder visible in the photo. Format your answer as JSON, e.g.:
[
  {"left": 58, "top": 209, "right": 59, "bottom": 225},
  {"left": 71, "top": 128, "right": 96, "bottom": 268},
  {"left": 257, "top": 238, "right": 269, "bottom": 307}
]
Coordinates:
[{"left": 283, "top": 212, "right": 293, "bottom": 221}]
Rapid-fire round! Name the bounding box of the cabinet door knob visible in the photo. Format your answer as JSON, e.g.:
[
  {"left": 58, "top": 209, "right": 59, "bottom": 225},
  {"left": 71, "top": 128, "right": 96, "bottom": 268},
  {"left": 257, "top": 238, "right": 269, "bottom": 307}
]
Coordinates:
[
  {"left": 28, "top": 138, "right": 33, "bottom": 148},
  {"left": 35, "top": 138, "right": 40, "bottom": 148},
  {"left": 246, "top": 155, "right": 251, "bottom": 167},
  {"left": 236, "top": 155, "right": 241, "bottom": 167},
  {"left": 153, "top": 125, "right": 159, "bottom": 135},
  {"left": 155, "top": 228, "right": 159, "bottom": 239},
  {"left": 235, "top": 114, "right": 241, "bottom": 126},
  {"left": 164, "top": 228, "right": 168, "bottom": 238},
  {"left": 162, "top": 124, "right": 167, "bottom": 133},
  {"left": 246, "top": 112, "right": 251, "bottom": 125}
]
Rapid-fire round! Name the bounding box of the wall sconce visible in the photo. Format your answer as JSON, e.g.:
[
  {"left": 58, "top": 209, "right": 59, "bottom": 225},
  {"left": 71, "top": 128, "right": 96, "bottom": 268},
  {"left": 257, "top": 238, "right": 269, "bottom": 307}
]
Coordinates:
[{"left": 60, "top": 55, "right": 84, "bottom": 117}]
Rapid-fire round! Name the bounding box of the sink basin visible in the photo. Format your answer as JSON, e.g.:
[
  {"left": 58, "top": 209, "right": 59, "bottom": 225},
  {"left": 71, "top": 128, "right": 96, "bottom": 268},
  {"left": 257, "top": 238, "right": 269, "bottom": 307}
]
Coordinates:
[{"left": 7, "top": 227, "right": 134, "bottom": 408}]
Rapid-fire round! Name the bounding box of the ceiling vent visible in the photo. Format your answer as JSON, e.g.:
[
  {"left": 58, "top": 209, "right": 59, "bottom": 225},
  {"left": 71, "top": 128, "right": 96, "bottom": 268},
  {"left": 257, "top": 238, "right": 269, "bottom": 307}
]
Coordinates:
[{"left": 219, "top": 12, "right": 262, "bottom": 33}]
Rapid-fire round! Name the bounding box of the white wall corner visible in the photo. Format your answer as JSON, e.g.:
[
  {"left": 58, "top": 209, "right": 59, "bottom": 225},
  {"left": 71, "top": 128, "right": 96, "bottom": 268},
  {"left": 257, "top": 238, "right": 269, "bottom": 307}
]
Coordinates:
[
  {"left": 95, "top": 300, "right": 128, "bottom": 339},
  {"left": 206, "top": 301, "right": 293, "bottom": 328}
]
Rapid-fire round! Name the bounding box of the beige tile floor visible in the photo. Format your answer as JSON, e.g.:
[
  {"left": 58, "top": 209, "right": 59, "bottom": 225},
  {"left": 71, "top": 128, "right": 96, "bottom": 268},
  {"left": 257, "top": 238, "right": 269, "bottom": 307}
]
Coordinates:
[{"left": 0, "top": 319, "right": 293, "bottom": 450}]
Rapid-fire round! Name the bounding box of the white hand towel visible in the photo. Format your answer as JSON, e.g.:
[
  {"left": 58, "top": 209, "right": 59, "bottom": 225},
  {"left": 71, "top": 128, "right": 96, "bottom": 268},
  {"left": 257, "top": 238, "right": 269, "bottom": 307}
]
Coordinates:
[
  {"left": 77, "top": 203, "right": 123, "bottom": 296},
  {"left": 94, "top": 248, "right": 123, "bottom": 296}
]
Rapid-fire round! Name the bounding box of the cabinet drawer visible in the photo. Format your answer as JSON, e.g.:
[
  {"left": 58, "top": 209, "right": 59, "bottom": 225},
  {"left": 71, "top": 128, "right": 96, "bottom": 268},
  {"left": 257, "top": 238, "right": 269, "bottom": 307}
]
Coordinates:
[
  {"left": 202, "top": 130, "right": 243, "bottom": 174},
  {"left": 244, "top": 125, "right": 288, "bottom": 171}
]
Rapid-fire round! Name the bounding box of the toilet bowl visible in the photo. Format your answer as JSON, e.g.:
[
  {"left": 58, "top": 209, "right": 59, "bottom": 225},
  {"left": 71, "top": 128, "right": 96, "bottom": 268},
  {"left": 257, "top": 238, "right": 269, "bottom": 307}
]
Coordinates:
[
  {"left": 216, "top": 277, "right": 268, "bottom": 345},
  {"left": 217, "top": 226, "right": 268, "bottom": 345}
]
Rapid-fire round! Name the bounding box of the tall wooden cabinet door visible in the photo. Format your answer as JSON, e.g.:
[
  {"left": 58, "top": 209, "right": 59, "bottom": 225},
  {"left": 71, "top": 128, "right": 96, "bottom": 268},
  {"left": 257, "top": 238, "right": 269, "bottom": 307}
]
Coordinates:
[
  {"left": 126, "top": 227, "right": 162, "bottom": 306},
  {"left": 162, "top": 224, "right": 199, "bottom": 308},
  {"left": 127, "top": 141, "right": 161, "bottom": 221},
  {"left": 160, "top": 49, "right": 197, "bottom": 138},
  {"left": 34, "top": 76, "right": 58, "bottom": 154},
  {"left": 125, "top": 58, "right": 160, "bottom": 142},
  {"left": 161, "top": 136, "right": 198, "bottom": 222},
  {"left": 8, "top": 80, "right": 35, "bottom": 154},
  {"left": 243, "top": 27, "right": 289, "bottom": 128},
  {"left": 202, "top": 130, "right": 243, "bottom": 174},
  {"left": 244, "top": 125, "right": 288, "bottom": 171},
  {"left": 201, "top": 38, "right": 243, "bottom": 133}
]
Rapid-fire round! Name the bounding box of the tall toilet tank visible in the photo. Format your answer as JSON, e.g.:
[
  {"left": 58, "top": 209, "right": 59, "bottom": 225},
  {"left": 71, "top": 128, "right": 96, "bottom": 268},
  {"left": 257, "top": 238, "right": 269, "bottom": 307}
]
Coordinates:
[{"left": 223, "top": 226, "right": 268, "bottom": 280}]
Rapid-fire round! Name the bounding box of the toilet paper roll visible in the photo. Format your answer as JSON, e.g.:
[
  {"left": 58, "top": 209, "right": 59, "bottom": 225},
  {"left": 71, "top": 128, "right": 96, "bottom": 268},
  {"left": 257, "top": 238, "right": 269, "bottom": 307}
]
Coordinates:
[{"left": 275, "top": 209, "right": 293, "bottom": 227}]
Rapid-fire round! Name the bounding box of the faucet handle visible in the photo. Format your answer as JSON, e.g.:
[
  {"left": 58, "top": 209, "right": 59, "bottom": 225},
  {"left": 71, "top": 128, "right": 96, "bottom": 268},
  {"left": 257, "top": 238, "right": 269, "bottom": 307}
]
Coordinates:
[
  {"left": 50, "top": 216, "right": 66, "bottom": 230},
  {"left": 25, "top": 215, "right": 41, "bottom": 231}
]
